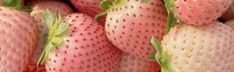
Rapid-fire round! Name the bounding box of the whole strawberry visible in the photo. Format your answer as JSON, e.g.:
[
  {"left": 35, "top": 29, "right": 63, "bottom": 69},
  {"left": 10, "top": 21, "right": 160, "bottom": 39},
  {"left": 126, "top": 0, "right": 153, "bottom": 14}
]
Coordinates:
[
  {"left": 38, "top": 12, "right": 121, "bottom": 72},
  {"left": 118, "top": 53, "right": 160, "bottom": 72},
  {"left": 221, "top": 2, "right": 234, "bottom": 21},
  {"left": 164, "top": 0, "right": 233, "bottom": 27},
  {"left": 225, "top": 19, "right": 234, "bottom": 29},
  {"left": 0, "top": 0, "right": 38, "bottom": 72},
  {"left": 151, "top": 22, "right": 234, "bottom": 72},
  {"left": 27, "top": 1, "right": 73, "bottom": 71},
  {"left": 98, "top": 0, "right": 167, "bottom": 60}
]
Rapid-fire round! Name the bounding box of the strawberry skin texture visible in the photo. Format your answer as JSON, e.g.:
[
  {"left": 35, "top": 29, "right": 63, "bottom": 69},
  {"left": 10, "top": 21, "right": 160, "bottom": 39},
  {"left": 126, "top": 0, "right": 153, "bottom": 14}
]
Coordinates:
[
  {"left": 46, "top": 13, "right": 121, "bottom": 72},
  {"left": 105, "top": 0, "right": 167, "bottom": 60},
  {"left": 0, "top": 7, "right": 38, "bottom": 72},
  {"left": 118, "top": 53, "right": 160, "bottom": 72},
  {"left": 161, "top": 22, "right": 234, "bottom": 72},
  {"left": 172, "top": 0, "right": 232, "bottom": 25}
]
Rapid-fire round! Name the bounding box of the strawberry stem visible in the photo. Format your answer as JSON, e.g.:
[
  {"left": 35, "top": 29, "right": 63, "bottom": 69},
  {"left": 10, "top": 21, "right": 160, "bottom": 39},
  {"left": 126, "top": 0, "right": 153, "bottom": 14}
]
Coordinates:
[
  {"left": 164, "top": 0, "right": 179, "bottom": 33},
  {"left": 37, "top": 10, "right": 69, "bottom": 67},
  {"left": 151, "top": 36, "right": 174, "bottom": 72},
  {"left": 95, "top": 0, "right": 125, "bottom": 21}
]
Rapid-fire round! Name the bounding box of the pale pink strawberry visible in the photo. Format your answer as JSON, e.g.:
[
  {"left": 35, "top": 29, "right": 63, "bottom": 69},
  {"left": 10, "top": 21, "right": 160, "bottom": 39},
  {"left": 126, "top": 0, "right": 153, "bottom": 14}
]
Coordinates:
[
  {"left": 151, "top": 22, "right": 234, "bottom": 72},
  {"left": 118, "top": 53, "right": 160, "bottom": 72},
  {"left": 0, "top": 7, "right": 38, "bottom": 72},
  {"left": 103, "top": 0, "right": 167, "bottom": 60},
  {"left": 165, "top": 0, "right": 233, "bottom": 26},
  {"left": 221, "top": 2, "right": 234, "bottom": 21},
  {"left": 42, "top": 13, "right": 121, "bottom": 72}
]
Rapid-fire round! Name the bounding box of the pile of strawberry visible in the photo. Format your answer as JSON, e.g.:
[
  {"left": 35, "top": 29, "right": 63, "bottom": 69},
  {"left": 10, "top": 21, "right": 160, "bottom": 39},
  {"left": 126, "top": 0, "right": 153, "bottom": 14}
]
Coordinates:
[{"left": 0, "top": 0, "right": 233, "bottom": 72}]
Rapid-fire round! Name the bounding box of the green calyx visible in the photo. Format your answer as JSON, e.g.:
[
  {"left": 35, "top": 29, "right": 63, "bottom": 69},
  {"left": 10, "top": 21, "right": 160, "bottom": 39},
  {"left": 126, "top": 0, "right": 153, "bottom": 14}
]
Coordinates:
[
  {"left": 150, "top": 36, "right": 173, "bottom": 72},
  {"left": 3, "top": 0, "right": 32, "bottom": 12},
  {"left": 164, "top": 0, "right": 180, "bottom": 33},
  {"left": 95, "top": 0, "right": 148, "bottom": 20},
  {"left": 37, "top": 10, "right": 69, "bottom": 66},
  {"left": 95, "top": 0, "right": 123, "bottom": 20}
]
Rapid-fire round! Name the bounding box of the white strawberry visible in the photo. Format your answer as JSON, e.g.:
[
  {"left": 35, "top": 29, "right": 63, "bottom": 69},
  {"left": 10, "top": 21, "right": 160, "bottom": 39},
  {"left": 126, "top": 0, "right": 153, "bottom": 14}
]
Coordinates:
[{"left": 151, "top": 22, "right": 234, "bottom": 72}]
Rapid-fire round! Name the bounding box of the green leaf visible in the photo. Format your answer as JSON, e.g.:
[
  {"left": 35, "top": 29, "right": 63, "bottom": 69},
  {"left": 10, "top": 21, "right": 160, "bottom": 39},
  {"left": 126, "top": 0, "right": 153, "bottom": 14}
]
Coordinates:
[
  {"left": 3, "top": 0, "right": 21, "bottom": 8},
  {"left": 55, "top": 23, "right": 69, "bottom": 36},
  {"left": 150, "top": 37, "right": 162, "bottom": 52},
  {"left": 37, "top": 42, "right": 54, "bottom": 65},
  {"left": 38, "top": 10, "right": 68, "bottom": 66},
  {"left": 21, "top": 6, "right": 32, "bottom": 12},
  {"left": 43, "top": 10, "right": 54, "bottom": 29},
  {"left": 100, "top": 0, "right": 113, "bottom": 11},
  {"left": 148, "top": 51, "right": 156, "bottom": 60},
  {"left": 165, "top": 12, "right": 177, "bottom": 33},
  {"left": 150, "top": 37, "right": 162, "bottom": 63},
  {"left": 95, "top": 12, "right": 107, "bottom": 21},
  {"left": 2, "top": 0, "right": 32, "bottom": 12},
  {"left": 164, "top": 0, "right": 179, "bottom": 33},
  {"left": 51, "top": 37, "right": 64, "bottom": 46},
  {"left": 55, "top": 12, "right": 62, "bottom": 23},
  {"left": 113, "top": 0, "right": 124, "bottom": 5},
  {"left": 150, "top": 36, "right": 174, "bottom": 72},
  {"left": 141, "top": 0, "right": 150, "bottom": 3}
]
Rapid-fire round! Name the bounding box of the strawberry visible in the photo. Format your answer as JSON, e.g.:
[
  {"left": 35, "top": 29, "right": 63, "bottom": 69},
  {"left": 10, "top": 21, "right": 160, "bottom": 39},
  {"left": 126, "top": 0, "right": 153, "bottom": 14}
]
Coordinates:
[
  {"left": 164, "top": 0, "right": 233, "bottom": 28},
  {"left": 96, "top": 0, "right": 167, "bottom": 60},
  {"left": 225, "top": 19, "right": 234, "bottom": 29},
  {"left": 221, "top": 2, "right": 234, "bottom": 21},
  {"left": 151, "top": 22, "right": 234, "bottom": 72},
  {"left": 118, "top": 53, "right": 160, "bottom": 72},
  {"left": 0, "top": 0, "right": 38, "bottom": 72},
  {"left": 38, "top": 12, "right": 121, "bottom": 72}
]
